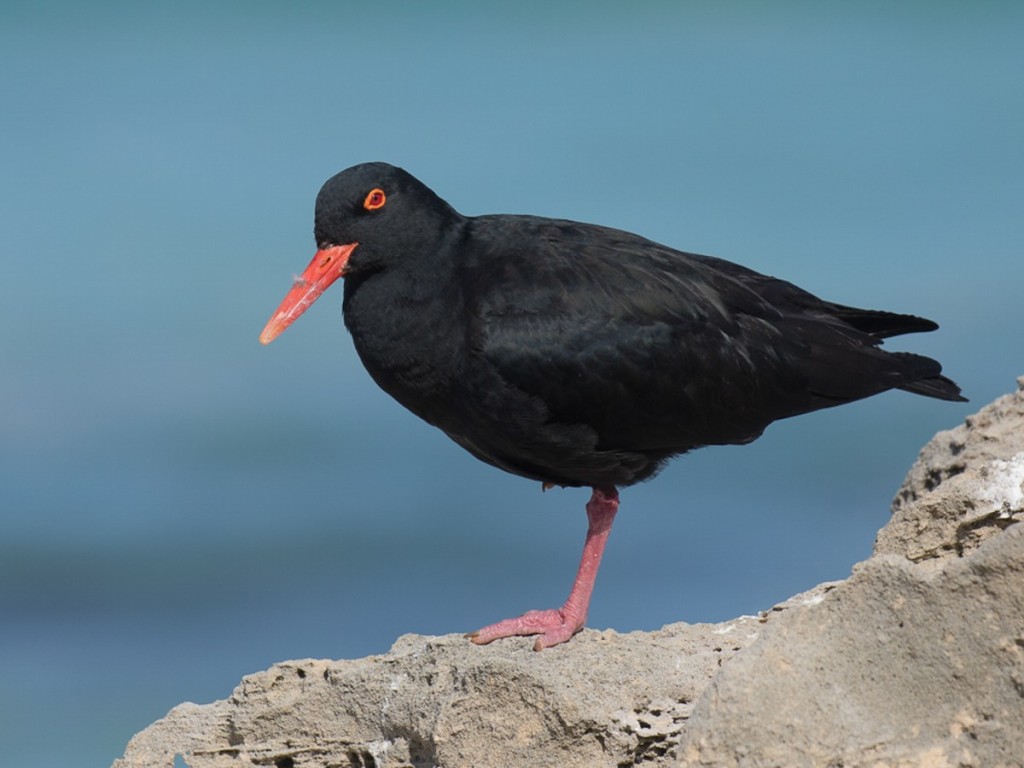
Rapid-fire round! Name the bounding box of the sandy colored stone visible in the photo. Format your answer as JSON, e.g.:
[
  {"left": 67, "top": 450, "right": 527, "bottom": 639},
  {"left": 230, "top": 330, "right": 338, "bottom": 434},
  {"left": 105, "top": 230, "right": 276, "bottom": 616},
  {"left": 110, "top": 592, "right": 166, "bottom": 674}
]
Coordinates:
[
  {"left": 113, "top": 377, "right": 1024, "bottom": 768},
  {"left": 877, "top": 376, "right": 1024, "bottom": 565},
  {"left": 113, "top": 616, "right": 776, "bottom": 767},
  {"left": 677, "top": 524, "right": 1024, "bottom": 767}
]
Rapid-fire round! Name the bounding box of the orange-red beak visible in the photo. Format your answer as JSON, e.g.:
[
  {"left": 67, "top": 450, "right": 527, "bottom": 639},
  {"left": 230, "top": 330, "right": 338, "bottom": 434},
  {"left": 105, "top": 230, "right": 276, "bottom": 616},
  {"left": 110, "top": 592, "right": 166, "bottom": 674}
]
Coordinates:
[{"left": 259, "top": 243, "right": 358, "bottom": 345}]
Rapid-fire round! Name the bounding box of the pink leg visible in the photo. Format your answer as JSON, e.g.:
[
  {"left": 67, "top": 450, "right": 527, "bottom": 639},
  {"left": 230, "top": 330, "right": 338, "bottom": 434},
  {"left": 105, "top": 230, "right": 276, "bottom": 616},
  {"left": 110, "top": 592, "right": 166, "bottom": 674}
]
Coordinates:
[{"left": 468, "top": 486, "right": 619, "bottom": 651}]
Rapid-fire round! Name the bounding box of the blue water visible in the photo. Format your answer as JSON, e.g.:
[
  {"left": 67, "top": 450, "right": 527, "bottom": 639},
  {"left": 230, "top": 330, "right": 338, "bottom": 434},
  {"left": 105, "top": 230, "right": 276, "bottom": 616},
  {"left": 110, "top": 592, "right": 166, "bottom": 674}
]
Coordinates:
[{"left": 2, "top": 3, "right": 1021, "bottom": 765}]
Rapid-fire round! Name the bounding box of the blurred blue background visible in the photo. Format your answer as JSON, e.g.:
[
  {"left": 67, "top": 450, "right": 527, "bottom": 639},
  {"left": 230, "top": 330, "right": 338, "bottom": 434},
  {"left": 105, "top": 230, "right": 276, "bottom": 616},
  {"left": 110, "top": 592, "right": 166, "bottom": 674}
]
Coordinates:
[{"left": 2, "top": 2, "right": 1021, "bottom": 765}]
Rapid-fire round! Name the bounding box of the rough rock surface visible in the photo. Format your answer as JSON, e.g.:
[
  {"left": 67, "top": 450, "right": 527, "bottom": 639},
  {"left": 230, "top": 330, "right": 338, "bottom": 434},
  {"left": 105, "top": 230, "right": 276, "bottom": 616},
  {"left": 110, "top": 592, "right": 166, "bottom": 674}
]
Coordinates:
[
  {"left": 114, "top": 379, "right": 1024, "bottom": 768},
  {"left": 878, "top": 376, "right": 1024, "bottom": 566}
]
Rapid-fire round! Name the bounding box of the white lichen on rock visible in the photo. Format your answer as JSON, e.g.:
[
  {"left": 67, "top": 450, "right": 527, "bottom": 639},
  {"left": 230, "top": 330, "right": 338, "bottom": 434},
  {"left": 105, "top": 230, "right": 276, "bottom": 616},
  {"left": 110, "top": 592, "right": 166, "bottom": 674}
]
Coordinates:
[{"left": 977, "top": 452, "right": 1024, "bottom": 517}]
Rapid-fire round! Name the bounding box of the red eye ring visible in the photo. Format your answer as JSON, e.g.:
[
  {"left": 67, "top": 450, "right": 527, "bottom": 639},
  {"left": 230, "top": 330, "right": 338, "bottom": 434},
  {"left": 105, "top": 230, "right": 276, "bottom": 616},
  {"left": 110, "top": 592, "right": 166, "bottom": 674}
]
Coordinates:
[{"left": 363, "top": 188, "right": 387, "bottom": 211}]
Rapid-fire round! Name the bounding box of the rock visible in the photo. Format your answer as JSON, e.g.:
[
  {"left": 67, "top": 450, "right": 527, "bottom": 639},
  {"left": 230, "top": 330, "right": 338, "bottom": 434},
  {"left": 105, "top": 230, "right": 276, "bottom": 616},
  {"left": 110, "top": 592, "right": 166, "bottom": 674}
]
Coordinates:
[
  {"left": 113, "top": 379, "right": 1024, "bottom": 768},
  {"left": 877, "top": 376, "right": 1024, "bottom": 566},
  {"left": 893, "top": 376, "right": 1024, "bottom": 508},
  {"left": 111, "top": 616, "right": 779, "bottom": 768},
  {"left": 678, "top": 518, "right": 1024, "bottom": 767}
]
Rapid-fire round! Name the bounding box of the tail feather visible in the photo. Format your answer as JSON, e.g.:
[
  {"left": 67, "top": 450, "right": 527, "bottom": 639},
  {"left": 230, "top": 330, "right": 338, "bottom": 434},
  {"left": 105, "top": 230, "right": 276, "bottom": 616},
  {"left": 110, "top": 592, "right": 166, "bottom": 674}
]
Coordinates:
[
  {"left": 881, "top": 351, "right": 966, "bottom": 402},
  {"left": 827, "top": 304, "right": 939, "bottom": 339},
  {"left": 899, "top": 373, "right": 967, "bottom": 402},
  {"left": 818, "top": 304, "right": 967, "bottom": 402}
]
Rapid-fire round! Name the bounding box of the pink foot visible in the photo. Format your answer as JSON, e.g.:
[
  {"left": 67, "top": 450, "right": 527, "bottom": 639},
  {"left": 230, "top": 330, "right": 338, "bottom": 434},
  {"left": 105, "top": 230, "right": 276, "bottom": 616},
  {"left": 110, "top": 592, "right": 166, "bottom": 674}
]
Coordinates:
[
  {"left": 469, "top": 608, "right": 584, "bottom": 651},
  {"left": 467, "top": 486, "right": 619, "bottom": 651}
]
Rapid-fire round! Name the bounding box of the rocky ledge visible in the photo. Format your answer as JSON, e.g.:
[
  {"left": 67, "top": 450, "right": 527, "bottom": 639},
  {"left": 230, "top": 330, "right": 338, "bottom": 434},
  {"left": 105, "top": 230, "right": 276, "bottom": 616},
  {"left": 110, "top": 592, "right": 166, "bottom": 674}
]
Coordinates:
[{"left": 114, "top": 378, "right": 1024, "bottom": 768}]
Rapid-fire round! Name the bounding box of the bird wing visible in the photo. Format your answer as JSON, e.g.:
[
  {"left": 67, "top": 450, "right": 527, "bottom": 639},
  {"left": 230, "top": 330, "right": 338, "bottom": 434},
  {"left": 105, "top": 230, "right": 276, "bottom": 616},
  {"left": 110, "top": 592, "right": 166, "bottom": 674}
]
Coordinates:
[{"left": 459, "top": 216, "right": 918, "bottom": 455}]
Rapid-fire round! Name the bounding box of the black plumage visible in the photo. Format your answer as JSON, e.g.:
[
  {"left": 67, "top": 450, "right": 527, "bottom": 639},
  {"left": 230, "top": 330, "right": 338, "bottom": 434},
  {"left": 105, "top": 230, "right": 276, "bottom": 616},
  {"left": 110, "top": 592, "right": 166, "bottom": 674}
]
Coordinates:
[{"left": 261, "top": 161, "right": 964, "bottom": 649}]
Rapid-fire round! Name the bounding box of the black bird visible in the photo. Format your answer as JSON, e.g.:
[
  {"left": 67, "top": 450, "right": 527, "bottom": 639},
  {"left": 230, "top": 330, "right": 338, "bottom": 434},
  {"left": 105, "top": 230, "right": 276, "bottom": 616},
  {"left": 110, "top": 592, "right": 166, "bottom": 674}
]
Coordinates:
[{"left": 260, "top": 162, "right": 965, "bottom": 650}]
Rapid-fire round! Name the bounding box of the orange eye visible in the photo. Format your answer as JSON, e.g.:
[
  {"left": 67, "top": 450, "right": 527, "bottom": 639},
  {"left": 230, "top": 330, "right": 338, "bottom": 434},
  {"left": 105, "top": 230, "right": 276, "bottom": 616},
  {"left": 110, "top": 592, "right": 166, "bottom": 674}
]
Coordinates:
[{"left": 363, "top": 188, "right": 387, "bottom": 211}]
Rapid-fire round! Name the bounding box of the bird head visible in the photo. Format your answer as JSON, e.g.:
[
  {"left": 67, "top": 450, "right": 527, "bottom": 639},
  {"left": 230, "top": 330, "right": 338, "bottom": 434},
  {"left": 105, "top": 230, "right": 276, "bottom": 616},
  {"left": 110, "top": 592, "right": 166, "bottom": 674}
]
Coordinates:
[{"left": 259, "top": 162, "right": 456, "bottom": 344}]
